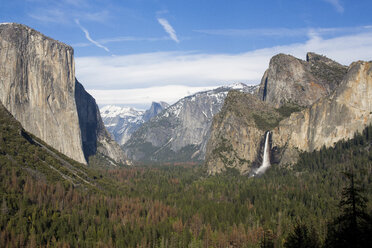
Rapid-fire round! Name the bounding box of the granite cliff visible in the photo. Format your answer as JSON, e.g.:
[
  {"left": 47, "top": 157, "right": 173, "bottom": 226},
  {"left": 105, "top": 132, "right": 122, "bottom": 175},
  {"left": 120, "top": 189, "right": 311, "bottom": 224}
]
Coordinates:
[
  {"left": 0, "top": 23, "right": 127, "bottom": 165},
  {"left": 123, "top": 83, "right": 258, "bottom": 163},
  {"left": 75, "top": 81, "right": 128, "bottom": 164},
  {"left": 100, "top": 102, "right": 169, "bottom": 146},
  {"left": 0, "top": 23, "right": 86, "bottom": 164},
  {"left": 258, "top": 52, "right": 347, "bottom": 107},
  {"left": 272, "top": 60, "right": 372, "bottom": 165},
  {"left": 206, "top": 53, "right": 371, "bottom": 174}
]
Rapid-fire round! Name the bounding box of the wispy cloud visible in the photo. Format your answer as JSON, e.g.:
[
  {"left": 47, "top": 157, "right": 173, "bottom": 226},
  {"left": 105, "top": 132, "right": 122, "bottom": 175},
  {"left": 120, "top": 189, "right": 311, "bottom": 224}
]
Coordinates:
[
  {"left": 76, "top": 29, "right": 372, "bottom": 106},
  {"left": 157, "top": 18, "right": 179, "bottom": 43},
  {"left": 195, "top": 26, "right": 372, "bottom": 38},
  {"left": 72, "top": 36, "right": 170, "bottom": 47},
  {"left": 323, "top": 0, "right": 344, "bottom": 13},
  {"left": 27, "top": 0, "right": 109, "bottom": 24},
  {"left": 28, "top": 8, "right": 67, "bottom": 23},
  {"left": 75, "top": 19, "right": 110, "bottom": 53},
  {"left": 88, "top": 85, "right": 216, "bottom": 106}
]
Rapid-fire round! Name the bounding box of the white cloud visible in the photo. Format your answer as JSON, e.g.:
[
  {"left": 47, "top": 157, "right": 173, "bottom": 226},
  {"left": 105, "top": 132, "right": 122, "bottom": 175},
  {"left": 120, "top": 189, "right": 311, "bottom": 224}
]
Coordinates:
[
  {"left": 76, "top": 29, "right": 372, "bottom": 106},
  {"left": 157, "top": 18, "right": 179, "bottom": 43},
  {"left": 75, "top": 19, "right": 110, "bottom": 53},
  {"left": 323, "top": 0, "right": 344, "bottom": 13},
  {"left": 88, "top": 85, "right": 216, "bottom": 106},
  {"left": 29, "top": 8, "right": 67, "bottom": 23},
  {"left": 72, "top": 36, "right": 170, "bottom": 47},
  {"left": 195, "top": 26, "right": 372, "bottom": 37}
]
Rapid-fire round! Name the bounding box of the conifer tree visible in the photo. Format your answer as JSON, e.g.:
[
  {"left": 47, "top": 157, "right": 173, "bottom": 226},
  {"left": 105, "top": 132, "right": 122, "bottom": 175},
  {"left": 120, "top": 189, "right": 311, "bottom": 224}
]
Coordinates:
[
  {"left": 325, "top": 172, "right": 372, "bottom": 248},
  {"left": 284, "top": 223, "right": 320, "bottom": 248}
]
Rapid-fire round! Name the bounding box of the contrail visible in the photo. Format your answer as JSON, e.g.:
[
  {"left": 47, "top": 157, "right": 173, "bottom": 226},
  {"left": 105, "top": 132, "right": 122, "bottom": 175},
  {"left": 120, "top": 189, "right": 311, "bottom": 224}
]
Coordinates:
[{"left": 75, "top": 19, "right": 110, "bottom": 52}]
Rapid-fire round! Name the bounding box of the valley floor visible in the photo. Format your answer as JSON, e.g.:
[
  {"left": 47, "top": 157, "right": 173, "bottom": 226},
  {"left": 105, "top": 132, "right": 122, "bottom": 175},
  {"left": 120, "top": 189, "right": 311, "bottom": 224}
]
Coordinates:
[{"left": 1, "top": 105, "right": 371, "bottom": 247}]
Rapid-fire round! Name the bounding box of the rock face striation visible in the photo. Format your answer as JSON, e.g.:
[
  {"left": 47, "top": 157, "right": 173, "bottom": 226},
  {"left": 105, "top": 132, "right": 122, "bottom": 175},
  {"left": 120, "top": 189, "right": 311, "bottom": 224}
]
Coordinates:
[
  {"left": 258, "top": 52, "right": 347, "bottom": 107},
  {"left": 0, "top": 23, "right": 86, "bottom": 164},
  {"left": 123, "top": 83, "right": 258, "bottom": 162},
  {"left": 272, "top": 60, "right": 372, "bottom": 165},
  {"left": 143, "top": 102, "right": 169, "bottom": 122},
  {"left": 0, "top": 23, "right": 127, "bottom": 165},
  {"left": 205, "top": 91, "right": 279, "bottom": 174},
  {"left": 206, "top": 53, "right": 372, "bottom": 174},
  {"left": 75, "top": 81, "right": 128, "bottom": 164},
  {"left": 100, "top": 102, "right": 169, "bottom": 146}
]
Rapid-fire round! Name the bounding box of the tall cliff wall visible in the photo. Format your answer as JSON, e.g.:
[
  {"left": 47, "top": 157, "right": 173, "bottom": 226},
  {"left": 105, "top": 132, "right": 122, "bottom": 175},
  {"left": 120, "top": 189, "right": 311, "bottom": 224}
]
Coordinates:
[
  {"left": 257, "top": 52, "right": 347, "bottom": 107},
  {"left": 123, "top": 84, "right": 257, "bottom": 163},
  {"left": 75, "top": 80, "right": 129, "bottom": 164},
  {"left": 273, "top": 61, "right": 372, "bottom": 164},
  {"left": 0, "top": 23, "right": 86, "bottom": 164},
  {"left": 205, "top": 91, "right": 277, "bottom": 174},
  {"left": 206, "top": 53, "right": 371, "bottom": 175}
]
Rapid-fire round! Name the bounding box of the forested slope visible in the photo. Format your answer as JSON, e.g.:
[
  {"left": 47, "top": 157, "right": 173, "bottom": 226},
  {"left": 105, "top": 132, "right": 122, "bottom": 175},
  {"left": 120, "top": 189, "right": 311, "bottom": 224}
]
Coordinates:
[{"left": 1, "top": 100, "right": 371, "bottom": 247}]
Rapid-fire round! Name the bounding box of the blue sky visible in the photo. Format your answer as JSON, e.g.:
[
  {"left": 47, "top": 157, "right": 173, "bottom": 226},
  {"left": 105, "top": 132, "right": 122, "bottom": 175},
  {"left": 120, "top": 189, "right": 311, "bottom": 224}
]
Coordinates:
[{"left": 2, "top": 0, "right": 372, "bottom": 108}]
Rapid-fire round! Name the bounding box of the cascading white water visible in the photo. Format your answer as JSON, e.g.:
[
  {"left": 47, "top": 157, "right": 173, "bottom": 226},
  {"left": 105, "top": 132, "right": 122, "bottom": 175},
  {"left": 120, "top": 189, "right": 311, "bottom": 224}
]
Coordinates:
[{"left": 254, "top": 131, "right": 271, "bottom": 175}]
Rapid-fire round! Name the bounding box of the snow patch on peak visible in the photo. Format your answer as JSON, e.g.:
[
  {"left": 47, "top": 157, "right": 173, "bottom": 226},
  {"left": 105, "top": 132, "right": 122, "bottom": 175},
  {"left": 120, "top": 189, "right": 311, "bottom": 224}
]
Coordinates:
[
  {"left": 230, "top": 82, "right": 247, "bottom": 89},
  {"left": 100, "top": 105, "right": 144, "bottom": 118}
]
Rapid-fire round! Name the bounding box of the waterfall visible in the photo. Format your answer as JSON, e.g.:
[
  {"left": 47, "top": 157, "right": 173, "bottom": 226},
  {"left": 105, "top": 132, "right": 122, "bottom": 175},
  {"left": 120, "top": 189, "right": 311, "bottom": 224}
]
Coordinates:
[{"left": 254, "top": 131, "right": 271, "bottom": 176}]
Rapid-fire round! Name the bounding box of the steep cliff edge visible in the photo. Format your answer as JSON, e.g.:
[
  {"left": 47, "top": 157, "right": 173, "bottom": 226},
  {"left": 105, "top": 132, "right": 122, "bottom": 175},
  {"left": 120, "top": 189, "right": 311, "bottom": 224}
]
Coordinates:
[
  {"left": 0, "top": 23, "right": 86, "bottom": 164},
  {"left": 0, "top": 23, "right": 127, "bottom": 165},
  {"left": 75, "top": 80, "right": 128, "bottom": 164},
  {"left": 257, "top": 52, "right": 347, "bottom": 107},
  {"left": 273, "top": 61, "right": 372, "bottom": 164},
  {"left": 205, "top": 91, "right": 298, "bottom": 174},
  {"left": 100, "top": 102, "right": 169, "bottom": 146},
  {"left": 123, "top": 84, "right": 257, "bottom": 163},
  {"left": 206, "top": 53, "right": 371, "bottom": 175}
]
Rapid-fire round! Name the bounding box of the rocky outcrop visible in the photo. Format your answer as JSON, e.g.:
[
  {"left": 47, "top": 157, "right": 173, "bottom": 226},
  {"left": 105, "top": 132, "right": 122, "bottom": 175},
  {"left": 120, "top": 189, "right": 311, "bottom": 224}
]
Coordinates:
[
  {"left": 75, "top": 80, "right": 128, "bottom": 164},
  {"left": 0, "top": 23, "right": 128, "bottom": 165},
  {"left": 100, "top": 102, "right": 169, "bottom": 146},
  {"left": 143, "top": 102, "right": 169, "bottom": 122},
  {"left": 0, "top": 23, "right": 86, "bottom": 164},
  {"left": 206, "top": 53, "right": 371, "bottom": 175},
  {"left": 272, "top": 61, "right": 372, "bottom": 164},
  {"left": 258, "top": 52, "right": 347, "bottom": 107},
  {"left": 205, "top": 91, "right": 278, "bottom": 174},
  {"left": 123, "top": 83, "right": 258, "bottom": 162}
]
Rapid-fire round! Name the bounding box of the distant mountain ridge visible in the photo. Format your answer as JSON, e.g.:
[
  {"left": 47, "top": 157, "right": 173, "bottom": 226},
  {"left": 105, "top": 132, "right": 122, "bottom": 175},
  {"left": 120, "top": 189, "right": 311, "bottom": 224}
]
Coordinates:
[
  {"left": 123, "top": 83, "right": 258, "bottom": 163},
  {"left": 100, "top": 101, "right": 169, "bottom": 145}
]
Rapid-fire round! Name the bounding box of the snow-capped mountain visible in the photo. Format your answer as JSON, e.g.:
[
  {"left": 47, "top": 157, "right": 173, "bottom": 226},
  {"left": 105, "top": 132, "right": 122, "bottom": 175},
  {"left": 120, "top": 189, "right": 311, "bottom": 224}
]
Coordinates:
[
  {"left": 100, "top": 102, "right": 169, "bottom": 145},
  {"left": 123, "top": 83, "right": 258, "bottom": 162}
]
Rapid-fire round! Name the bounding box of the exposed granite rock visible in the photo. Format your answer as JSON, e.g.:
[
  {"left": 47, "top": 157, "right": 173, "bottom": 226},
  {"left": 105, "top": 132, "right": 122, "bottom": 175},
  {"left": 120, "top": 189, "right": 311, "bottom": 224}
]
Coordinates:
[
  {"left": 272, "top": 61, "right": 372, "bottom": 164},
  {"left": 0, "top": 23, "right": 128, "bottom": 166},
  {"left": 205, "top": 91, "right": 282, "bottom": 174},
  {"left": 143, "top": 102, "right": 169, "bottom": 122},
  {"left": 206, "top": 54, "right": 372, "bottom": 174},
  {"left": 75, "top": 80, "right": 129, "bottom": 164},
  {"left": 0, "top": 23, "right": 86, "bottom": 164},
  {"left": 257, "top": 52, "right": 347, "bottom": 107},
  {"left": 123, "top": 84, "right": 258, "bottom": 162},
  {"left": 100, "top": 102, "right": 169, "bottom": 146}
]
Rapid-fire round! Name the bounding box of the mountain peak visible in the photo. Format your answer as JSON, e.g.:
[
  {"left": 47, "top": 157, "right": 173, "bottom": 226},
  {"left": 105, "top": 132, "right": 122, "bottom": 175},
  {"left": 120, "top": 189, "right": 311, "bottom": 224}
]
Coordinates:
[{"left": 306, "top": 52, "right": 343, "bottom": 66}]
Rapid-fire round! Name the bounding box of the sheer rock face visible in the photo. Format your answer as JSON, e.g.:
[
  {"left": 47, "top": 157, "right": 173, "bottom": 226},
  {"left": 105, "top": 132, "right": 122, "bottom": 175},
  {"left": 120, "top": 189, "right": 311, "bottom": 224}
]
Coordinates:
[
  {"left": 205, "top": 92, "right": 275, "bottom": 175},
  {"left": 206, "top": 53, "right": 371, "bottom": 174},
  {"left": 75, "top": 80, "right": 129, "bottom": 164},
  {"left": 273, "top": 61, "right": 372, "bottom": 164},
  {"left": 0, "top": 23, "right": 128, "bottom": 165},
  {"left": 258, "top": 52, "right": 347, "bottom": 108},
  {"left": 100, "top": 102, "right": 169, "bottom": 146},
  {"left": 0, "top": 23, "right": 86, "bottom": 164},
  {"left": 143, "top": 102, "right": 169, "bottom": 122},
  {"left": 123, "top": 84, "right": 258, "bottom": 163}
]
